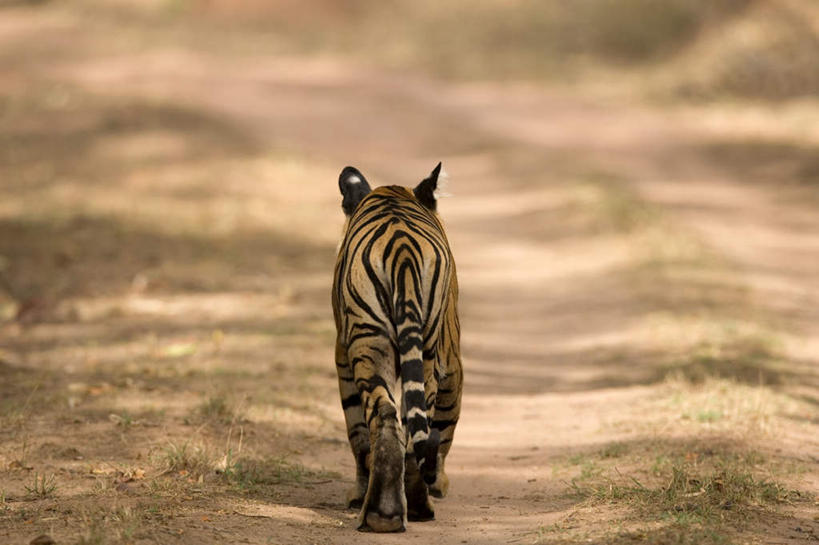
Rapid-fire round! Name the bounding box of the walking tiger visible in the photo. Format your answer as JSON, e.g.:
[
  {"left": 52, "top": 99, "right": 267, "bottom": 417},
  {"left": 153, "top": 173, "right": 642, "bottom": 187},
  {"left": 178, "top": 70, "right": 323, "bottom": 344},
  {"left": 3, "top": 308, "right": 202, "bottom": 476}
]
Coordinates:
[{"left": 332, "top": 163, "right": 463, "bottom": 532}]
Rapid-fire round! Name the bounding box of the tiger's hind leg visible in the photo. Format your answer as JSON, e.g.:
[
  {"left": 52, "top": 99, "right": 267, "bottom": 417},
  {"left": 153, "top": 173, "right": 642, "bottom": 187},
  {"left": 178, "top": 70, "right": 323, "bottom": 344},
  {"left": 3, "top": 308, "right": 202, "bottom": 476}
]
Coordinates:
[
  {"left": 429, "top": 350, "right": 462, "bottom": 499},
  {"left": 335, "top": 340, "right": 369, "bottom": 509},
  {"left": 404, "top": 430, "right": 437, "bottom": 521},
  {"left": 350, "top": 339, "right": 407, "bottom": 533},
  {"left": 402, "top": 343, "right": 442, "bottom": 516}
]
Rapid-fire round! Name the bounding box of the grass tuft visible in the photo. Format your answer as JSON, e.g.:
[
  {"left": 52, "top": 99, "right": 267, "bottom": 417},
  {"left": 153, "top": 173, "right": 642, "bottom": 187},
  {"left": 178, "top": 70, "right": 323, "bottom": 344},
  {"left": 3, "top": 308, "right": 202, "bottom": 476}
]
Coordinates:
[
  {"left": 156, "top": 441, "right": 212, "bottom": 478},
  {"left": 600, "top": 442, "right": 628, "bottom": 459},
  {"left": 75, "top": 506, "right": 143, "bottom": 545},
  {"left": 24, "top": 472, "right": 57, "bottom": 499},
  {"left": 196, "top": 394, "right": 245, "bottom": 425}
]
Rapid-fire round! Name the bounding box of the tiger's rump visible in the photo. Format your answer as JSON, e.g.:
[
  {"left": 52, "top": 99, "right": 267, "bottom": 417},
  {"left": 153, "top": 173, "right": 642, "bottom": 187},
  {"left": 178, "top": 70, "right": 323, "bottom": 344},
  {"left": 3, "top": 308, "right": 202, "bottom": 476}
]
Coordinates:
[{"left": 335, "top": 187, "right": 450, "bottom": 461}]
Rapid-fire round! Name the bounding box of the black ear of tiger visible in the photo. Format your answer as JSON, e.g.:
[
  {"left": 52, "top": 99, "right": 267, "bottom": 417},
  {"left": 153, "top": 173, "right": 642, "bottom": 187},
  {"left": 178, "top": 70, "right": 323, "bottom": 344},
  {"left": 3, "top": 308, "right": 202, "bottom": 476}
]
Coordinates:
[
  {"left": 413, "top": 162, "right": 442, "bottom": 212},
  {"left": 339, "top": 166, "right": 372, "bottom": 217}
]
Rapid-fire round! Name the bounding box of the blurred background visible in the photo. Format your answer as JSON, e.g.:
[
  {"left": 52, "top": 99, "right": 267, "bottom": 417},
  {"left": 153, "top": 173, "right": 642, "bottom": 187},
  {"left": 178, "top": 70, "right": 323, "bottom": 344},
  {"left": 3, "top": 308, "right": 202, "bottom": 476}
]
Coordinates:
[{"left": 1, "top": 1, "right": 818, "bottom": 544}]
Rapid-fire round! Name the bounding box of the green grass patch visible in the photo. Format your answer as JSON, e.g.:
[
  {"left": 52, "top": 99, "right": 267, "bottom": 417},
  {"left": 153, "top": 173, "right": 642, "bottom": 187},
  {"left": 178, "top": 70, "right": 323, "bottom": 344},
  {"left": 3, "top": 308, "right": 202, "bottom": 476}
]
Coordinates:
[
  {"left": 692, "top": 409, "right": 723, "bottom": 423},
  {"left": 24, "top": 472, "right": 57, "bottom": 499}
]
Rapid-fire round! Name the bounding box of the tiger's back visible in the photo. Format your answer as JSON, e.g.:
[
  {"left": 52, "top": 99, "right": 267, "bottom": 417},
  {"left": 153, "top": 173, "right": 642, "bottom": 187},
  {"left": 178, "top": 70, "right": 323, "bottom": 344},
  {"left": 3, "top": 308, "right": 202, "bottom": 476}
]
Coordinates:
[{"left": 332, "top": 164, "right": 462, "bottom": 533}]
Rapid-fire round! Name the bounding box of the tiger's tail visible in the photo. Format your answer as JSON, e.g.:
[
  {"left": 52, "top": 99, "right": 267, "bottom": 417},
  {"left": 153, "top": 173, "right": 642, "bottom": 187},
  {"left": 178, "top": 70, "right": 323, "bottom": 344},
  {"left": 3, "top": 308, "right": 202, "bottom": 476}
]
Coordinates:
[{"left": 394, "top": 260, "right": 437, "bottom": 484}]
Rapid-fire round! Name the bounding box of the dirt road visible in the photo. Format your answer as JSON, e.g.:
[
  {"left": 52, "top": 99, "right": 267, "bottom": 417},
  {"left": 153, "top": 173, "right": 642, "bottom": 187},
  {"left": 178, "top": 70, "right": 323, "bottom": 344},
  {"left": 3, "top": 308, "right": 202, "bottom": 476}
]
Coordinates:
[{"left": 1, "top": 4, "right": 817, "bottom": 544}]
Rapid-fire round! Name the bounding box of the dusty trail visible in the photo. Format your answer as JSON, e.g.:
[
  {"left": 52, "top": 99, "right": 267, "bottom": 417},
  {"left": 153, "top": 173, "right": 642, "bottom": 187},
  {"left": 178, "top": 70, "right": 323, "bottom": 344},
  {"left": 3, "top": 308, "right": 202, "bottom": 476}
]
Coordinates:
[{"left": 1, "top": 5, "right": 817, "bottom": 545}]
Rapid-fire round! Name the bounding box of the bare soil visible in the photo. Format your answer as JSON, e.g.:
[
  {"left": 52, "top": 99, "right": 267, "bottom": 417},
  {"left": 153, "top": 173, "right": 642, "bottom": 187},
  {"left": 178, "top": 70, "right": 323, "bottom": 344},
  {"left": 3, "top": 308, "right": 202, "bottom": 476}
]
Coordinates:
[{"left": 1, "top": 3, "right": 817, "bottom": 544}]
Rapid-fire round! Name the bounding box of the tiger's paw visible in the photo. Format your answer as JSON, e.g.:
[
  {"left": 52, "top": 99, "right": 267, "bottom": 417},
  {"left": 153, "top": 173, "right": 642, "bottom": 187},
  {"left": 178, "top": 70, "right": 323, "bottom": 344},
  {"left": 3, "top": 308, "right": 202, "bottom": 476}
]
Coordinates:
[
  {"left": 428, "top": 472, "right": 449, "bottom": 499},
  {"left": 407, "top": 498, "right": 435, "bottom": 522},
  {"left": 346, "top": 483, "right": 367, "bottom": 509},
  {"left": 358, "top": 511, "right": 406, "bottom": 533}
]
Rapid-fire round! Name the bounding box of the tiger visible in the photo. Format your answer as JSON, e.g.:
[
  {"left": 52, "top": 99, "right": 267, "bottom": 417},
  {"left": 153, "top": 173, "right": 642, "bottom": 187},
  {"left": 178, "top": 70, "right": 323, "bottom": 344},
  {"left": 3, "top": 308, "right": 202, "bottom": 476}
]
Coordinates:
[{"left": 332, "top": 163, "right": 463, "bottom": 532}]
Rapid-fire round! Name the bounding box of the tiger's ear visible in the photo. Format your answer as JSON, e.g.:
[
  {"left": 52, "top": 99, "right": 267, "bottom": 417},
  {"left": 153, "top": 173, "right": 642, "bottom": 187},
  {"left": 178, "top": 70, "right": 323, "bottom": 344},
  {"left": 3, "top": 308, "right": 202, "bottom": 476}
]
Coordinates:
[
  {"left": 339, "top": 166, "right": 372, "bottom": 217},
  {"left": 413, "top": 161, "right": 443, "bottom": 211}
]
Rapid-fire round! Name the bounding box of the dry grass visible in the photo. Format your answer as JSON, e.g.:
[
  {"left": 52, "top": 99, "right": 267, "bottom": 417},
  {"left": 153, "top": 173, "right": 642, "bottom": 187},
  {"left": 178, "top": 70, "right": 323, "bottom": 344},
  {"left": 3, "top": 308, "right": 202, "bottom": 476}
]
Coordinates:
[
  {"left": 74, "top": 505, "right": 146, "bottom": 545},
  {"left": 222, "top": 456, "right": 340, "bottom": 494},
  {"left": 544, "top": 442, "right": 812, "bottom": 545},
  {"left": 581, "top": 457, "right": 799, "bottom": 514},
  {"left": 154, "top": 441, "right": 213, "bottom": 479},
  {"left": 667, "top": 376, "right": 779, "bottom": 432},
  {"left": 195, "top": 394, "right": 246, "bottom": 426}
]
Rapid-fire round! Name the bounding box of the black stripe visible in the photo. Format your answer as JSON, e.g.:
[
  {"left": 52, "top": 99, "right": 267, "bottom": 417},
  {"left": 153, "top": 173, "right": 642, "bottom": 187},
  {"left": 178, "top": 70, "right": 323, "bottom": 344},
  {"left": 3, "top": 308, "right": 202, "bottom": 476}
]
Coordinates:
[
  {"left": 407, "top": 413, "right": 427, "bottom": 433},
  {"left": 349, "top": 329, "right": 388, "bottom": 345},
  {"left": 348, "top": 422, "right": 367, "bottom": 439},
  {"left": 435, "top": 401, "right": 458, "bottom": 412},
  {"left": 341, "top": 394, "right": 362, "bottom": 409},
  {"left": 432, "top": 419, "right": 458, "bottom": 430},
  {"left": 404, "top": 389, "right": 425, "bottom": 408},
  {"left": 350, "top": 355, "right": 375, "bottom": 371},
  {"left": 398, "top": 336, "right": 423, "bottom": 354},
  {"left": 362, "top": 222, "right": 396, "bottom": 318},
  {"left": 383, "top": 229, "right": 424, "bottom": 258},
  {"left": 355, "top": 375, "right": 393, "bottom": 403},
  {"left": 397, "top": 326, "right": 423, "bottom": 340},
  {"left": 401, "top": 361, "right": 424, "bottom": 383}
]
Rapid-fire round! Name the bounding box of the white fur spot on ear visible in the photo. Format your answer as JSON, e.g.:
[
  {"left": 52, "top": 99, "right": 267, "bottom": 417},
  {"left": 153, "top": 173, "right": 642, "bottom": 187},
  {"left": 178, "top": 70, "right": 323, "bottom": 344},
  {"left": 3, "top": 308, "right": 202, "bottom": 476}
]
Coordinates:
[
  {"left": 433, "top": 169, "right": 453, "bottom": 199},
  {"left": 346, "top": 175, "right": 362, "bottom": 185}
]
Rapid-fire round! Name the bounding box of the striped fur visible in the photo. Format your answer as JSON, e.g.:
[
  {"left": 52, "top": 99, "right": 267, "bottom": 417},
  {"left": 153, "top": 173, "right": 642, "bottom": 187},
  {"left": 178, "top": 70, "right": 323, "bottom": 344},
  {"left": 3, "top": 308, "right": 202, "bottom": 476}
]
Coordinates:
[{"left": 332, "top": 164, "right": 463, "bottom": 532}]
